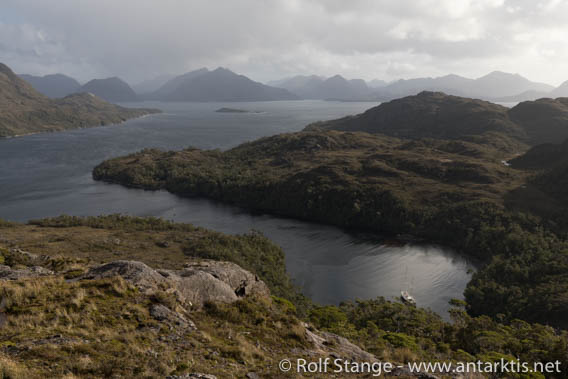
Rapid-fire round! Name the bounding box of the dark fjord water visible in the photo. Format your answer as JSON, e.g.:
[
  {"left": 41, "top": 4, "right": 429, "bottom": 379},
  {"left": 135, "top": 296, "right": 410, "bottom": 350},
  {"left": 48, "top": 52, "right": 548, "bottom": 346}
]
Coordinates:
[{"left": 0, "top": 100, "right": 475, "bottom": 317}]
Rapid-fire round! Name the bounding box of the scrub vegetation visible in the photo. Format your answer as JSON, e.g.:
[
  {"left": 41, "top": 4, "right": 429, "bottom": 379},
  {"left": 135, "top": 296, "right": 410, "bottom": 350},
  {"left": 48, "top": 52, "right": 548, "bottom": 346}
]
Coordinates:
[
  {"left": 93, "top": 92, "right": 568, "bottom": 331},
  {"left": 1, "top": 216, "right": 566, "bottom": 378}
]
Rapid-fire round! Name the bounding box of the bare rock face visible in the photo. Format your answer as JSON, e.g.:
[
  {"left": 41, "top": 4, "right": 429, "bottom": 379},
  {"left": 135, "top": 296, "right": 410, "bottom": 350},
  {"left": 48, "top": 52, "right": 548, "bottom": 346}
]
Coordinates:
[
  {"left": 81, "top": 259, "right": 270, "bottom": 308},
  {"left": 0, "top": 265, "right": 54, "bottom": 280}
]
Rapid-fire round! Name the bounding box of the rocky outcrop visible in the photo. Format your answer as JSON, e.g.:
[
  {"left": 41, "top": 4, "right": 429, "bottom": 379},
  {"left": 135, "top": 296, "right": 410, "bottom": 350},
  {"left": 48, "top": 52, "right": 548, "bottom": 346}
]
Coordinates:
[{"left": 80, "top": 259, "right": 270, "bottom": 308}]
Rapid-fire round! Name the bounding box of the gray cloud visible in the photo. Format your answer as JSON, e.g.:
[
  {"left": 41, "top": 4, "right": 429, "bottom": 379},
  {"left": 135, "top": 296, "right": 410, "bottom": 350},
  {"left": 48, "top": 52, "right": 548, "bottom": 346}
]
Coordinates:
[{"left": 2, "top": 0, "right": 567, "bottom": 85}]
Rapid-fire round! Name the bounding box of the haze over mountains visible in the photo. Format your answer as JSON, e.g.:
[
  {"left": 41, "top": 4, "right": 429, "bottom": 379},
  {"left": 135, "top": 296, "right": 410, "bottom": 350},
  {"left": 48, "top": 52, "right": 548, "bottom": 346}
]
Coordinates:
[
  {"left": 268, "top": 71, "right": 558, "bottom": 102},
  {"left": 375, "top": 71, "right": 554, "bottom": 101},
  {"left": 131, "top": 74, "right": 176, "bottom": 95},
  {"left": 17, "top": 73, "right": 140, "bottom": 103},
  {"left": 267, "top": 74, "right": 371, "bottom": 100},
  {"left": 17, "top": 66, "right": 568, "bottom": 104},
  {"left": 550, "top": 81, "right": 568, "bottom": 98},
  {"left": 18, "top": 73, "right": 82, "bottom": 98}
]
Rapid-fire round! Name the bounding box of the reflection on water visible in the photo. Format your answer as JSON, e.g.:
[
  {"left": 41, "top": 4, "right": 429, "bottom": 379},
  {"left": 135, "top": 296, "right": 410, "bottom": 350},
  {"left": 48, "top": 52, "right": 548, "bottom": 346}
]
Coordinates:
[{"left": 0, "top": 100, "right": 475, "bottom": 317}]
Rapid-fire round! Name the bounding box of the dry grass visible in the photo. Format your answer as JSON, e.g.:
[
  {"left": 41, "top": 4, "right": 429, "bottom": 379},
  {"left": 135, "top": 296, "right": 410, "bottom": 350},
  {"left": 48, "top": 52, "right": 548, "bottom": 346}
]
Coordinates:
[
  {"left": 0, "top": 258, "right": 319, "bottom": 378},
  {"left": 0, "top": 355, "right": 33, "bottom": 379}
]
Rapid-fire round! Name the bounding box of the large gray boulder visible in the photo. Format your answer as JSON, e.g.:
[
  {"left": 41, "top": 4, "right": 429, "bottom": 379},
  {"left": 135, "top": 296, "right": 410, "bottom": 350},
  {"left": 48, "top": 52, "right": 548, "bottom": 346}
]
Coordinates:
[
  {"left": 182, "top": 260, "right": 270, "bottom": 298},
  {"left": 81, "top": 259, "right": 270, "bottom": 308}
]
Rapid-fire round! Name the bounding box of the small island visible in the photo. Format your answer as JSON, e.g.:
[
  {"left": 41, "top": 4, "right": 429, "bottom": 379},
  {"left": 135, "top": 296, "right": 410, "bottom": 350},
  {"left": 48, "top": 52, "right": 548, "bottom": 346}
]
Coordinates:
[{"left": 215, "top": 107, "right": 262, "bottom": 114}]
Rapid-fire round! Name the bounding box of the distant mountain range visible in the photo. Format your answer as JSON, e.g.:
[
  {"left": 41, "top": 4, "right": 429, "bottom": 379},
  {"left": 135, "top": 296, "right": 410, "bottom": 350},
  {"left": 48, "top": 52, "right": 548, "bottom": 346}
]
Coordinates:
[
  {"left": 268, "top": 71, "right": 559, "bottom": 102},
  {"left": 267, "top": 74, "right": 371, "bottom": 101},
  {"left": 18, "top": 73, "right": 139, "bottom": 103},
  {"left": 144, "top": 67, "right": 298, "bottom": 102},
  {"left": 18, "top": 73, "right": 81, "bottom": 98},
  {"left": 18, "top": 66, "right": 568, "bottom": 104},
  {"left": 1, "top": 63, "right": 158, "bottom": 138},
  {"left": 379, "top": 71, "right": 553, "bottom": 100}
]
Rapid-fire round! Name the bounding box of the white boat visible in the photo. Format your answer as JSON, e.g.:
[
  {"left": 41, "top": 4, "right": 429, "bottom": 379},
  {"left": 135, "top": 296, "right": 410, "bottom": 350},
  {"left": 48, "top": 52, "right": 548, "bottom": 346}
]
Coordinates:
[{"left": 401, "top": 290, "right": 416, "bottom": 305}]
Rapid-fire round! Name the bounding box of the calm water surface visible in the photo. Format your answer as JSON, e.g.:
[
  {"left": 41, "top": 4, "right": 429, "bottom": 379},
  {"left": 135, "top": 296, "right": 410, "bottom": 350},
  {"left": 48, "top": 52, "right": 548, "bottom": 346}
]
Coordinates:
[{"left": 0, "top": 100, "right": 476, "bottom": 317}]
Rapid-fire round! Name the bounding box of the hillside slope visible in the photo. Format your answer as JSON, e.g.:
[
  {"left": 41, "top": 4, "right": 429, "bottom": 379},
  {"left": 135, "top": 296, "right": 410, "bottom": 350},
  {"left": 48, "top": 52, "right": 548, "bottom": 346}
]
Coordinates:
[
  {"left": 93, "top": 130, "right": 568, "bottom": 328},
  {"left": 1, "top": 215, "right": 565, "bottom": 377},
  {"left": 507, "top": 138, "right": 568, "bottom": 222},
  {"left": 306, "top": 91, "right": 524, "bottom": 145},
  {"left": 508, "top": 97, "right": 568, "bottom": 145},
  {"left": 0, "top": 63, "right": 159, "bottom": 138},
  {"left": 309, "top": 91, "right": 568, "bottom": 146}
]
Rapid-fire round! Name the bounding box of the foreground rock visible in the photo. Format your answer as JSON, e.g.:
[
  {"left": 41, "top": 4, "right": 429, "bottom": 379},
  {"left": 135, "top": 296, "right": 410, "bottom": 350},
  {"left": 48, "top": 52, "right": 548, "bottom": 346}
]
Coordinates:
[{"left": 80, "top": 259, "right": 270, "bottom": 308}]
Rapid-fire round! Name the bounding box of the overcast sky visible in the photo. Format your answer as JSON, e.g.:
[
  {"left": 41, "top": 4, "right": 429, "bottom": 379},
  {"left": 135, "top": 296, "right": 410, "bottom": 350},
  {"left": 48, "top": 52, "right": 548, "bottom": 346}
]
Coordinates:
[{"left": 1, "top": 0, "right": 566, "bottom": 86}]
